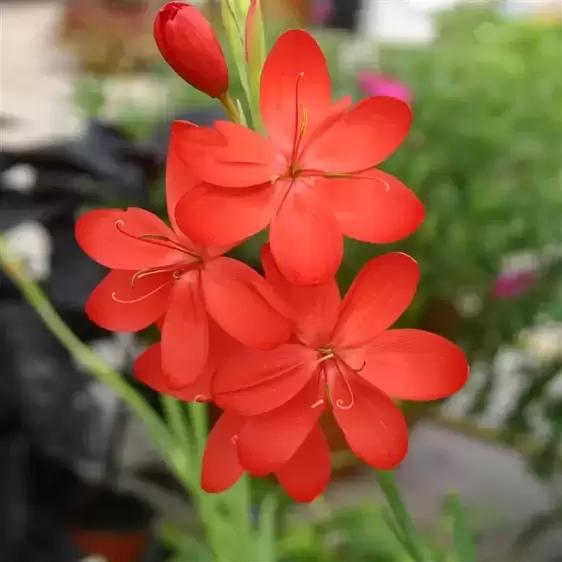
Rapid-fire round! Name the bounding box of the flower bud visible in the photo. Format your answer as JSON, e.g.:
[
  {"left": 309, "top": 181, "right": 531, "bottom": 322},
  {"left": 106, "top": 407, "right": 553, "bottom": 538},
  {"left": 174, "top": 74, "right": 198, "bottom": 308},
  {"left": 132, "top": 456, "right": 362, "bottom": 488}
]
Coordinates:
[{"left": 154, "top": 2, "right": 229, "bottom": 98}]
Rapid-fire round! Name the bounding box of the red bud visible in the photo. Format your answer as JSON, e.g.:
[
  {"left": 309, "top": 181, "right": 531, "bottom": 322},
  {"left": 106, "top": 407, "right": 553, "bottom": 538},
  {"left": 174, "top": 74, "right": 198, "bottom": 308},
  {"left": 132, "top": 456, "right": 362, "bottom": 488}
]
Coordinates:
[{"left": 154, "top": 2, "right": 228, "bottom": 98}]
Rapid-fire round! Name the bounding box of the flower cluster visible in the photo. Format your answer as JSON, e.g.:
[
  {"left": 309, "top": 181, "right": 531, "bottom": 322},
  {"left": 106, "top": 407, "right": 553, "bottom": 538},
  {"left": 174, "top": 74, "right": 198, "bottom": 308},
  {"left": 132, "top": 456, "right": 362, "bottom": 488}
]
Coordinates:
[{"left": 76, "top": 2, "right": 469, "bottom": 502}]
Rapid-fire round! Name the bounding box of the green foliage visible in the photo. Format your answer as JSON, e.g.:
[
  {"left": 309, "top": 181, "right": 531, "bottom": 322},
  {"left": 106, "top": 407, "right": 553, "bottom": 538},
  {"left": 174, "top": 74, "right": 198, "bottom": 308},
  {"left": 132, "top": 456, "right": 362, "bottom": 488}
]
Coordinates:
[
  {"left": 277, "top": 504, "right": 416, "bottom": 562},
  {"left": 341, "top": 8, "right": 562, "bottom": 335},
  {"left": 335, "top": 5, "right": 562, "bottom": 469},
  {"left": 445, "top": 493, "right": 476, "bottom": 562},
  {"left": 74, "top": 75, "right": 107, "bottom": 119}
]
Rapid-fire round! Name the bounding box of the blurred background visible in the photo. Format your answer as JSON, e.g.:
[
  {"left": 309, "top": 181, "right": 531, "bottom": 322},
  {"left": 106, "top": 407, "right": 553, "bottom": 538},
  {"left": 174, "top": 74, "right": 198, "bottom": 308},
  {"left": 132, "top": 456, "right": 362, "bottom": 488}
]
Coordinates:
[{"left": 0, "top": 0, "right": 561, "bottom": 561}]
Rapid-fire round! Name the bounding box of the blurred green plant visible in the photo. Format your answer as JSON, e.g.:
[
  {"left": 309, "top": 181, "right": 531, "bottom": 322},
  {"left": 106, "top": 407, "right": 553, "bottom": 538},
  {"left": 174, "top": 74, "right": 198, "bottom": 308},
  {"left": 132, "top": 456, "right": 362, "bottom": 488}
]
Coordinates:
[
  {"left": 354, "top": 5, "right": 562, "bottom": 554},
  {"left": 341, "top": 1, "right": 562, "bottom": 461},
  {"left": 158, "top": 494, "right": 478, "bottom": 562}
]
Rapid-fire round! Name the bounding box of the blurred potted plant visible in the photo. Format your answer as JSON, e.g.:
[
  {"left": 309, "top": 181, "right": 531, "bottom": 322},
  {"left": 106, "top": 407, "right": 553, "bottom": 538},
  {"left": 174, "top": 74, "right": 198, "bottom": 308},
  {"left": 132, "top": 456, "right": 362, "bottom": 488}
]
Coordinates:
[
  {"left": 58, "top": 0, "right": 158, "bottom": 74},
  {"left": 71, "top": 401, "right": 156, "bottom": 562}
]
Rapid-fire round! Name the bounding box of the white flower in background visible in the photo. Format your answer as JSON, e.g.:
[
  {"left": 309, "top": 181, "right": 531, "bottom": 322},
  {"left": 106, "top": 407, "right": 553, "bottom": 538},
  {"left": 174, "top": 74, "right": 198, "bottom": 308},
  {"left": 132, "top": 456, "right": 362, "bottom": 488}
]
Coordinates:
[
  {"left": 4, "top": 221, "right": 51, "bottom": 280},
  {"left": 2, "top": 163, "right": 37, "bottom": 192},
  {"left": 501, "top": 251, "right": 540, "bottom": 272},
  {"left": 518, "top": 324, "right": 562, "bottom": 364},
  {"left": 455, "top": 291, "right": 482, "bottom": 318}
]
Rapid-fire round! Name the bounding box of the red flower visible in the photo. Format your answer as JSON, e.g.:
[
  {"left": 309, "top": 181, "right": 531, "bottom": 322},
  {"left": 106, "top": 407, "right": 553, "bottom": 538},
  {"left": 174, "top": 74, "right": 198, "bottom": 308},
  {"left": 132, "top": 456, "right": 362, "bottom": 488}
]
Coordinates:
[
  {"left": 75, "top": 125, "right": 291, "bottom": 388},
  {"left": 154, "top": 2, "right": 228, "bottom": 99},
  {"left": 134, "top": 319, "right": 240, "bottom": 402},
  {"left": 212, "top": 247, "right": 468, "bottom": 484},
  {"left": 174, "top": 30, "right": 424, "bottom": 284},
  {"left": 201, "top": 411, "right": 331, "bottom": 503}
]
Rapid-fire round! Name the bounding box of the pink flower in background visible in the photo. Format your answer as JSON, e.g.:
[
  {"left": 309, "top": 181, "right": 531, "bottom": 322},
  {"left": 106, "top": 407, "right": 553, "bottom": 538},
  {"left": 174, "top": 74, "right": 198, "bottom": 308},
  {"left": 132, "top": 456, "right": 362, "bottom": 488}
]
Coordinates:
[
  {"left": 357, "top": 71, "right": 412, "bottom": 105},
  {"left": 312, "top": 0, "right": 333, "bottom": 24},
  {"left": 492, "top": 269, "right": 537, "bottom": 300}
]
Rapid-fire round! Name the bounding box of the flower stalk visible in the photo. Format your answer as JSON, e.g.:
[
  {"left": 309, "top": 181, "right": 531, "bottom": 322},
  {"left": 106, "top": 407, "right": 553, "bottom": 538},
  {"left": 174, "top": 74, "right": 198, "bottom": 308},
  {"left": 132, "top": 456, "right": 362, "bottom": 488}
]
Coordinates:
[
  {"left": 377, "top": 470, "right": 429, "bottom": 562},
  {"left": 219, "top": 91, "right": 243, "bottom": 123}
]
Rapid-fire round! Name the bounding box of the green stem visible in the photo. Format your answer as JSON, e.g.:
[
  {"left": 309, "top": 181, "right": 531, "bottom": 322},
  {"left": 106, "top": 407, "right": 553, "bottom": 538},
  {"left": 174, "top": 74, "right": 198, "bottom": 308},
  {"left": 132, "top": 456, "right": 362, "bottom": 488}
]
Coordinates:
[
  {"left": 219, "top": 91, "right": 242, "bottom": 124},
  {"left": 377, "top": 470, "right": 428, "bottom": 562},
  {"left": 162, "top": 395, "right": 191, "bottom": 449},
  {"left": 0, "top": 236, "right": 175, "bottom": 454},
  {"left": 187, "top": 402, "right": 230, "bottom": 562}
]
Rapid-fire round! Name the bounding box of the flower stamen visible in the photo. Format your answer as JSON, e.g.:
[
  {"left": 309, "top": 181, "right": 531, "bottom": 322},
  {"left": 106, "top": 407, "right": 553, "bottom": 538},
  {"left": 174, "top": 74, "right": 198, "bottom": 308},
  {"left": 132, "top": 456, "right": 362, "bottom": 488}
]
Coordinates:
[
  {"left": 334, "top": 362, "right": 355, "bottom": 410},
  {"left": 289, "top": 72, "right": 309, "bottom": 175},
  {"left": 114, "top": 220, "right": 200, "bottom": 258},
  {"left": 130, "top": 265, "right": 182, "bottom": 287},
  {"left": 323, "top": 172, "right": 352, "bottom": 179},
  {"left": 111, "top": 277, "right": 174, "bottom": 304},
  {"left": 317, "top": 347, "right": 335, "bottom": 363}
]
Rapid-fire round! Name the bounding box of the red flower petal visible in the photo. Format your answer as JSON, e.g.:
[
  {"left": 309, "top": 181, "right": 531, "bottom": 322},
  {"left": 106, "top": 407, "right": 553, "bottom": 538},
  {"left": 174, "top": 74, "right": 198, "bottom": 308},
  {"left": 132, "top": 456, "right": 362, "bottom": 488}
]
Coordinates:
[
  {"left": 161, "top": 275, "right": 209, "bottom": 387},
  {"left": 297, "top": 95, "right": 352, "bottom": 152},
  {"left": 174, "top": 119, "right": 227, "bottom": 149},
  {"left": 178, "top": 121, "right": 279, "bottom": 187},
  {"left": 237, "top": 377, "right": 325, "bottom": 475},
  {"left": 328, "top": 362, "right": 408, "bottom": 469},
  {"left": 331, "top": 253, "right": 419, "bottom": 348},
  {"left": 301, "top": 96, "right": 412, "bottom": 173},
  {"left": 166, "top": 123, "right": 201, "bottom": 236},
  {"left": 354, "top": 329, "right": 469, "bottom": 401},
  {"left": 261, "top": 244, "right": 340, "bottom": 346},
  {"left": 134, "top": 342, "right": 212, "bottom": 402},
  {"left": 317, "top": 169, "right": 425, "bottom": 243},
  {"left": 276, "top": 425, "right": 331, "bottom": 502},
  {"left": 270, "top": 187, "right": 343, "bottom": 285},
  {"left": 76, "top": 208, "right": 181, "bottom": 270},
  {"left": 201, "top": 412, "right": 246, "bottom": 493},
  {"left": 213, "top": 344, "right": 319, "bottom": 415},
  {"left": 86, "top": 270, "right": 171, "bottom": 332},
  {"left": 201, "top": 257, "right": 292, "bottom": 349},
  {"left": 260, "top": 30, "right": 332, "bottom": 154},
  {"left": 175, "top": 182, "right": 276, "bottom": 247}
]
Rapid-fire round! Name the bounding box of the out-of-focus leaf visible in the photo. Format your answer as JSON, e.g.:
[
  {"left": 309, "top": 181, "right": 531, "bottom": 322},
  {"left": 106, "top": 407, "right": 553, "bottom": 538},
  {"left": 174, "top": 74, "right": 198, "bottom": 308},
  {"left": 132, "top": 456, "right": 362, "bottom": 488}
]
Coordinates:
[
  {"left": 445, "top": 493, "right": 476, "bottom": 562},
  {"left": 255, "top": 493, "right": 279, "bottom": 562}
]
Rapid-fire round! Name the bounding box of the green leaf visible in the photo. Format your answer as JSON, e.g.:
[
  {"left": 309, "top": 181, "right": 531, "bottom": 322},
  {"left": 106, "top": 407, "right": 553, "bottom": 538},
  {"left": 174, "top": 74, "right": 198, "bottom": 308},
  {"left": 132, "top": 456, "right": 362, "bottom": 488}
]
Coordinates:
[
  {"left": 255, "top": 493, "right": 279, "bottom": 562},
  {"left": 380, "top": 505, "right": 409, "bottom": 548},
  {"left": 221, "top": 0, "right": 250, "bottom": 100},
  {"left": 376, "top": 471, "right": 427, "bottom": 562},
  {"left": 245, "top": 0, "right": 265, "bottom": 130},
  {"left": 159, "top": 521, "right": 211, "bottom": 560},
  {"left": 445, "top": 493, "right": 476, "bottom": 562}
]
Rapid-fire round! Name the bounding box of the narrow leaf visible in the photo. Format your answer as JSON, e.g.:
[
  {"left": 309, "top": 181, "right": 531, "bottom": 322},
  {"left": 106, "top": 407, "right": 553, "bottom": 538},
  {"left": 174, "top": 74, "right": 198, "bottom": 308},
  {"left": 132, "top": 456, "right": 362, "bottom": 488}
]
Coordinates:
[
  {"left": 445, "top": 492, "right": 476, "bottom": 562},
  {"left": 255, "top": 493, "right": 279, "bottom": 561}
]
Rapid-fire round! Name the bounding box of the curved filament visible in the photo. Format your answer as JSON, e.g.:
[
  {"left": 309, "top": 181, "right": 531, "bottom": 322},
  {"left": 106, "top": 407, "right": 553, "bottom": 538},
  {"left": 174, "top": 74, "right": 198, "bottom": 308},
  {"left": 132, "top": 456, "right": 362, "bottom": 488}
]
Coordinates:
[
  {"left": 290, "top": 72, "right": 308, "bottom": 171},
  {"left": 111, "top": 277, "right": 173, "bottom": 304},
  {"left": 331, "top": 358, "right": 355, "bottom": 411},
  {"left": 114, "top": 220, "right": 199, "bottom": 257},
  {"left": 131, "top": 266, "right": 183, "bottom": 287}
]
